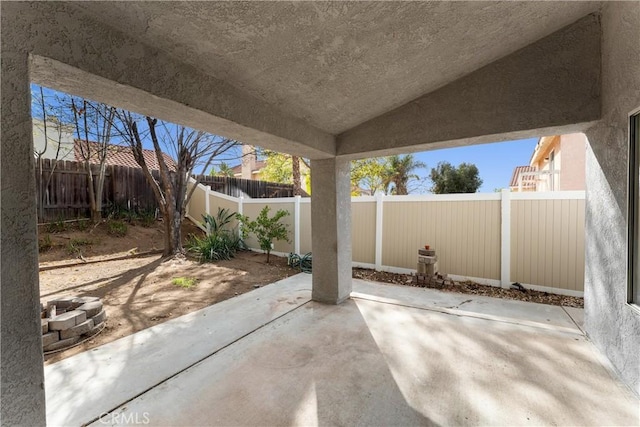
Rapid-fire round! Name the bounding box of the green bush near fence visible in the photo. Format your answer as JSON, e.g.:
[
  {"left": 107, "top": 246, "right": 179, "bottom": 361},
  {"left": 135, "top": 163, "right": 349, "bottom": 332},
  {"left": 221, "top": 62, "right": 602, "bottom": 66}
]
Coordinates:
[
  {"left": 187, "top": 208, "right": 244, "bottom": 261},
  {"left": 107, "top": 220, "right": 128, "bottom": 237},
  {"left": 236, "top": 206, "right": 290, "bottom": 264}
]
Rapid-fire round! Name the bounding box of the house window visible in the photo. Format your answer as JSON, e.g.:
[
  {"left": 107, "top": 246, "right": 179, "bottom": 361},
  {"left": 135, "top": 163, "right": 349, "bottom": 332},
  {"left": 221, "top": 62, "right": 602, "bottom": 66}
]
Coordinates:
[{"left": 628, "top": 110, "right": 640, "bottom": 305}]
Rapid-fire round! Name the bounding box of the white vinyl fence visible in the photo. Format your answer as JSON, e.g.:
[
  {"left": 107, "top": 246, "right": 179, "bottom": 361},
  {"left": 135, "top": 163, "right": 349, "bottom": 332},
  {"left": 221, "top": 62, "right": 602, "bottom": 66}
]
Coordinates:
[{"left": 187, "top": 180, "right": 585, "bottom": 297}]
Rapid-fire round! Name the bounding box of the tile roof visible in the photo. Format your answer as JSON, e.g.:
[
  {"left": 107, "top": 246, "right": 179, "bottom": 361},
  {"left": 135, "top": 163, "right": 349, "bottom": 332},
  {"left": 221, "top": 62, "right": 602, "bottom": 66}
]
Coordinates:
[
  {"left": 74, "top": 140, "right": 177, "bottom": 171},
  {"left": 510, "top": 165, "right": 537, "bottom": 187}
]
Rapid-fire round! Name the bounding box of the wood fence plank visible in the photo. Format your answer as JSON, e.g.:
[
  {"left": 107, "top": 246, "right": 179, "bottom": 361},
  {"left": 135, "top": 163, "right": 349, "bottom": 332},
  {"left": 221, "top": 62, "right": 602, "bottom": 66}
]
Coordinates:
[{"left": 37, "top": 160, "right": 297, "bottom": 221}]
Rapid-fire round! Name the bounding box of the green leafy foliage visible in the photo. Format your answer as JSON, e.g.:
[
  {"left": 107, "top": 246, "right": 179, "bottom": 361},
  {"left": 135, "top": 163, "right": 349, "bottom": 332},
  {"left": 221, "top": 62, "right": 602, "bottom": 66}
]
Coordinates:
[
  {"left": 350, "top": 158, "right": 388, "bottom": 196},
  {"left": 67, "top": 238, "right": 92, "bottom": 255},
  {"left": 351, "top": 154, "right": 426, "bottom": 195},
  {"left": 46, "top": 217, "right": 68, "bottom": 233},
  {"left": 38, "top": 234, "right": 53, "bottom": 253},
  {"left": 105, "top": 203, "right": 156, "bottom": 227},
  {"left": 430, "top": 161, "right": 483, "bottom": 194},
  {"left": 237, "top": 206, "right": 290, "bottom": 263},
  {"left": 171, "top": 277, "right": 198, "bottom": 289},
  {"left": 210, "top": 161, "right": 235, "bottom": 177},
  {"left": 187, "top": 208, "right": 244, "bottom": 261},
  {"left": 107, "top": 220, "right": 128, "bottom": 237},
  {"left": 258, "top": 150, "right": 310, "bottom": 195}
]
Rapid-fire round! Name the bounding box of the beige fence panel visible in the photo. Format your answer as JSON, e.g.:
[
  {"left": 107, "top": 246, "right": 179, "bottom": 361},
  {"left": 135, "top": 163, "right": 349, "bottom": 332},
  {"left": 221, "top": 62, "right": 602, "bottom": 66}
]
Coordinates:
[
  {"left": 352, "top": 201, "right": 376, "bottom": 264},
  {"left": 187, "top": 182, "right": 207, "bottom": 229},
  {"left": 186, "top": 185, "right": 586, "bottom": 296},
  {"left": 242, "top": 201, "right": 295, "bottom": 254},
  {"left": 382, "top": 198, "right": 501, "bottom": 280},
  {"left": 510, "top": 197, "right": 585, "bottom": 291},
  {"left": 299, "top": 201, "right": 312, "bottom": 254}
]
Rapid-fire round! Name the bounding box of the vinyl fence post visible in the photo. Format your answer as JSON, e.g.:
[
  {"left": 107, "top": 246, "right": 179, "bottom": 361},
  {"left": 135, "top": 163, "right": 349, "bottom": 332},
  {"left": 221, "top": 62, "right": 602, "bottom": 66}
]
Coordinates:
[
  {"left": 238, "top": 195, "right": 244, "bottom": 239},
  {"left": 375, "top": 192, "right": 384, "bottom": 271},
  {"left": 205, "top": 185, "right": 211, "bottom": 217},
  {"left": 500, "top": 188, "right": 511, "bottom": 288},
  {"left": 294, "top": 195, "right": 301, "bottom": 255}
]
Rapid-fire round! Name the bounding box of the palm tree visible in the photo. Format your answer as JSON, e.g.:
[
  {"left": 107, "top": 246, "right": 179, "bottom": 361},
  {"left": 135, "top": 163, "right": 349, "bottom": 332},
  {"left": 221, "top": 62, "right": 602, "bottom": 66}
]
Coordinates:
[
  {"left": 383, "top": 154, "right": 426, "bottom": 195},
  {"left": 211, "top": 162, "right": 235, "bottom": 177}
]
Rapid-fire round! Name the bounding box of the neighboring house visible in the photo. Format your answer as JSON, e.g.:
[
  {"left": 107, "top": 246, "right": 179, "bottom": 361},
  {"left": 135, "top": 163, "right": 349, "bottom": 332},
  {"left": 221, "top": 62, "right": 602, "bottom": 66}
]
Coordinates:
[
  {"left": 232, "top": 145, "right": 266, "bottom": 179},
  {"left": 510, "top": 133, "right": 586, "bottom": 192},
  {"left": 509, "top": 165, "right": 537, "bottom": 192},
  {"left": 231, "top": 144, "right": 310, "bottom": 192},
  {"left": 32, "top": 118, "right": 177, "bottom": 170},
  {"left": 32, "top": 118, "right": 76, "bottom": 161},
  {"left": 74, "top": 140, "right": 178, "bottom": 171}
]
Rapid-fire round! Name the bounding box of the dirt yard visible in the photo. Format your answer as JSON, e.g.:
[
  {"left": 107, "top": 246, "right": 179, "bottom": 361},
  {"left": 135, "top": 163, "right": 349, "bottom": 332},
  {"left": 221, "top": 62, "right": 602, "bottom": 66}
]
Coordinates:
[
  {"left": 40, "top": 218, "right": 583, "bottom": 364},
  {"left": 39, "top": 219, "right": 298, "bottom": 364}
]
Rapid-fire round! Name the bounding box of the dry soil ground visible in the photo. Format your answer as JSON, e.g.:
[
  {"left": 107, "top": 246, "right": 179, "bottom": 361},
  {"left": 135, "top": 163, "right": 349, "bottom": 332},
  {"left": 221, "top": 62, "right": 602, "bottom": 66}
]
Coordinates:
[
  {"left": 39, "top": 218, "right": 583, "bottom": 364},
  {"left": 39, "top": 219, "right": 297, "bottom": 364}
]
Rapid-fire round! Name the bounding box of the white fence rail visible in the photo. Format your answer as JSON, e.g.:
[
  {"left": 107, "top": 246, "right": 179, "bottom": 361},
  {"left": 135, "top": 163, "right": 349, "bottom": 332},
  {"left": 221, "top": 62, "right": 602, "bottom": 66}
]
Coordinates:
[{"left": 187, "top": 179, "right": 585, "bottom": 297}]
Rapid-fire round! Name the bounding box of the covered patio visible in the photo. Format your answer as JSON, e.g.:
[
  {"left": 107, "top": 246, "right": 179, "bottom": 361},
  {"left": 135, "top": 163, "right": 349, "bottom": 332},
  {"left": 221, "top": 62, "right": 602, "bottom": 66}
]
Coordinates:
[
  {"left": 2, "top": 2, "right": 639, "bottom": 424},
  {"left": 46, "top": 276, "right": 637, "bottom": 426}
]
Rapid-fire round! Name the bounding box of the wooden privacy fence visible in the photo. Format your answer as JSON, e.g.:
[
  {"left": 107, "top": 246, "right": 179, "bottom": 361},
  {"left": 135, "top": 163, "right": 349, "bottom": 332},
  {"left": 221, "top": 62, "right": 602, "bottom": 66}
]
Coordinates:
[
  {"left": 35, "top": 159, "right": 159, "bottom": 222},
  {"left": 35, "top": 160, "right": 299, "bottom": 222},
  {"left": 187, "top": 180, "right": 586, "bottom": 296},
  {"left": 193, "top": 174, "right": 298, "bottom": 198}
]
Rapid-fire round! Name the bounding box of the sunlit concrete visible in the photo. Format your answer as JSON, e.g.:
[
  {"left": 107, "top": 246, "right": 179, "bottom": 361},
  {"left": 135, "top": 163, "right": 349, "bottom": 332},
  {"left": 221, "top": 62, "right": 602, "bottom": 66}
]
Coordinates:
[
  {"left": 44, "top": 275, "right": 311, "bottom": 427},
  {"left": 45, "top": 276, "right": 638, "bottom": 426}
]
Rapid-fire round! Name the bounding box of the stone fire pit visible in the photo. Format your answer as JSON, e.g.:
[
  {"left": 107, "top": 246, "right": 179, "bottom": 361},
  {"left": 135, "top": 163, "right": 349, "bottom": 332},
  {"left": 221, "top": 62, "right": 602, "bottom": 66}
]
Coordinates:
[{"left": 41, "top": 296, "right": 107, "bottom": 353}]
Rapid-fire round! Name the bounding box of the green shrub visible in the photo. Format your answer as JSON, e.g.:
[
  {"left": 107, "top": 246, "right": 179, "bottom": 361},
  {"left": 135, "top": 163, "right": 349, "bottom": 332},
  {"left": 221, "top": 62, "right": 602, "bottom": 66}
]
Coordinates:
[
  {"left": 172, "top": 277, "right": 197, "bottom": 289},
  {"left": 136, "top": 208, "right": 157, "bottom": 227},
  {"left": 105, "top": 203, "right": 156, "bottom": 226},
  {"left": 67, "top": 238, "right": 92, "bottom": 255},
  {"left": 38, "top": 234, "right": 53, "bottom": 253},
  {"left": 236, "top": 206, "right": 290, "bottom": 263},
  {"left": 187, "top": 208, "right": 243, "bottom": 261},
  {"left": 46, "top": 218, "right": 68, "bottom": 233},
  {"left": 75, "top": 219, "right": 90, "bottom": 231},
  {"left": 107, "top": 220, "right": 128, "bottom": 237}
]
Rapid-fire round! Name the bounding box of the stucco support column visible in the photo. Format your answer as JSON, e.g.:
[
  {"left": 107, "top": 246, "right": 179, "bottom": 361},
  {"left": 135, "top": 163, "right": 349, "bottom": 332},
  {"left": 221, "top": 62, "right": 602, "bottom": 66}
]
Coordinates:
[
  {"left": 1, "top": 52, "right": 47, "bottom": 424},
  {"left": 310, "top": 158, "right": 352, "bottom": 304}
]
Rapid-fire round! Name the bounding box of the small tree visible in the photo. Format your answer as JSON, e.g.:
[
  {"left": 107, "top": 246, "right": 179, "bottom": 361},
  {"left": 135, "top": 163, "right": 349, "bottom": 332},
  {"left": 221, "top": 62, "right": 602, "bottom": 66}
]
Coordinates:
[
  {"left": 350, "top": 158, "right": 388, "bottom": 196},
  {"left": 237, "top": 206, "right": 289, "bottom": 263},
  {"left": 116, "top": 112, "right": 238, "bottom": 256},
  {"left": 259, "top": 150, "right": 310, "bottom": 195},
  {"left": 70, "top": 97, "right": 118, "bottom": 222},
  {"left": 430, "top": 161, "right": 483, "bottom": 194}
]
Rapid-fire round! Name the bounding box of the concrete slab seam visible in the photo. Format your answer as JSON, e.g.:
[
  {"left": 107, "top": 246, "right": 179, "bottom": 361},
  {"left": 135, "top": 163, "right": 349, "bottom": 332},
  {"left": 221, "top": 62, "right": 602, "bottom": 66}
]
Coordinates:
[
  {"left": 83, "top": 299, "right": 312, "bottom": 425},
  {"left": 351, "top": 293, "right": 584, "bottom": 336},
  {"left": 560, "top": 305, "right": 585, "bottom": 334}
]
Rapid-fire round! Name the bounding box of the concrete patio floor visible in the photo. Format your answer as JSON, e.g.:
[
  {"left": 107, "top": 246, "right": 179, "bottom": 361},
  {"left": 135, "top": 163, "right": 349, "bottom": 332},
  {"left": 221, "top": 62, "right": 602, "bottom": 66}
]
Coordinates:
[{"left": 45, "top": 275, "right": 639, "bottom": 426}]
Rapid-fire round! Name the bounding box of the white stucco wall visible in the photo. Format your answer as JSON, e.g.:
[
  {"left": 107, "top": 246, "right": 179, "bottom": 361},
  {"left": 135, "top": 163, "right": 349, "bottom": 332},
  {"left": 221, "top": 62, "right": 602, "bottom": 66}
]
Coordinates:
[{"left": 32, "top": 118, "right": 75, "bottom": 161}]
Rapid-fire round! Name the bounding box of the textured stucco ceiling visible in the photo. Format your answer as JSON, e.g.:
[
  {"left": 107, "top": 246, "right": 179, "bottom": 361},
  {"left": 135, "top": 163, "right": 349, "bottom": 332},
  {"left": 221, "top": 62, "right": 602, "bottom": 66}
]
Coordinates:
[{"left": 72, "top": 1, "right": 600, "bottom": 134}]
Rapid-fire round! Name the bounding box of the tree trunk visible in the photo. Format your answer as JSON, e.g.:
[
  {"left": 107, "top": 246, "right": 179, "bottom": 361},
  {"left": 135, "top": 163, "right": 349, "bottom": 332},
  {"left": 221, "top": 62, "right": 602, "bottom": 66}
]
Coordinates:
[
  {"left": 292, "top": 155, "right": 302, "bottom": 196},
  {"left": 36, "top": 156, "right": 44, "bottom": 222},
  {"left": 266, "top": 249, "right": 271, "bottom": 263},
  {"left": 166, "top": 214, "right": 184, "bottom": 256},
  {"left": 95, "top": 160, "right": 107, "bottom": 218},
  {"left": 162, "top": 198, "right": 184, "bottom": 257},
  {"left": 85, "top": 163, "right": 101, "bottom": 222}
]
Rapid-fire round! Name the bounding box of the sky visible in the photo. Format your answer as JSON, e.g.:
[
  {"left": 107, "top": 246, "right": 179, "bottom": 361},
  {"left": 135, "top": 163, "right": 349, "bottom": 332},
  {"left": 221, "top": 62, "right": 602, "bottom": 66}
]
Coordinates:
[
  {"left": 33, "top": 83, "right": 539, "bottom": 193},
  {"left": 410, "top": 138, "right": 539, "bottom": 193}
]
